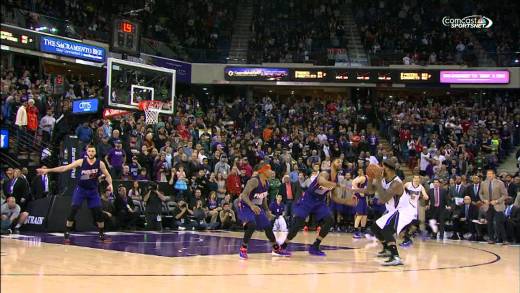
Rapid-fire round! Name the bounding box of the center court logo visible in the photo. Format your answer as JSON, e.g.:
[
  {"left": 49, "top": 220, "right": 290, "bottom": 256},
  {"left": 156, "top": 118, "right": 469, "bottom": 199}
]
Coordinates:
[{"left": 442, "top": 15, "right": 493, "bottom": 29}]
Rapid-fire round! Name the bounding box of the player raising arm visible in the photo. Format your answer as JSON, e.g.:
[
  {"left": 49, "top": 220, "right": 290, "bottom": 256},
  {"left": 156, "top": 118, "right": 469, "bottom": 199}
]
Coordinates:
[{"left": 37, "top": 145, "right": 113, "bottom": 243}]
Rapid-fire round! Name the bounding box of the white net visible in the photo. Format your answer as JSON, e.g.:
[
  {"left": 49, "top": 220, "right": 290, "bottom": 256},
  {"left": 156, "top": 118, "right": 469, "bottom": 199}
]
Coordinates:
[{"left": 140, "top": 101, "right": 163, "bottom": 125}]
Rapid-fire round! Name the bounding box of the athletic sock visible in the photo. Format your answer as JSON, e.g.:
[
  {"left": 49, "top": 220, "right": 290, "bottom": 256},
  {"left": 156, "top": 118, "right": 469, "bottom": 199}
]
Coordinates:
[{"left": 388, "top": 244, "right": 399, "bottom": 257}]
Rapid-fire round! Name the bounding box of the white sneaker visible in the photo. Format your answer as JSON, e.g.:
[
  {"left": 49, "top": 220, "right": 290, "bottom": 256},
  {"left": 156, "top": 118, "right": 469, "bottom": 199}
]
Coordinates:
[
  {"left": 382, "top": 256, "right": 403, "bottom": 266},
  {"left": 429, "top": 219, "right": 438, "bottom": 233},
  {"left": 178, "top": 227, "right": 186, "bottom": 231}
]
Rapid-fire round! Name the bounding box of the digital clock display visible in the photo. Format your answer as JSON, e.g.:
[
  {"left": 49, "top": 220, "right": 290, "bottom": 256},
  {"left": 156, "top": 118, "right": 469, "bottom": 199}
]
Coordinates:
[
  {"left": 120, "top": 22, "right": 135, "bottom": 33},
  {"left": 0, "top": 25, "right": 39, "bottom": 50},
  {"left": 111, "top": 19, "right": 141, "bottom": 55}
]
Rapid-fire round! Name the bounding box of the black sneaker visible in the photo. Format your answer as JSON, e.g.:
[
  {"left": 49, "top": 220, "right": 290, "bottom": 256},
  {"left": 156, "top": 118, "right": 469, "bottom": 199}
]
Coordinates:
[
  {"left": 99, "top": 233, "right": 112, "bottom": 243},
  {"left": 377, "top": 249, "right": 391, "bottom": 258}
]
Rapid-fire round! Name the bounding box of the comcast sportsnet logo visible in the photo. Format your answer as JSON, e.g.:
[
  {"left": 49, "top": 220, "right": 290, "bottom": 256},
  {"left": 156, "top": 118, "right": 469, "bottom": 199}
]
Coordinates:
[{"left": 442, "top": 15, "right": 493, "bottom": 29}]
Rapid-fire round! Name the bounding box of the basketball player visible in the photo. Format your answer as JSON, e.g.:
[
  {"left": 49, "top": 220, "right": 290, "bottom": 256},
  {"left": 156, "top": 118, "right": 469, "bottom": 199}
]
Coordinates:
[
  {"left": 280, "top": 158, "right": 357, "bottom": 256},
  {"left": 237, "top": 163, "right": 290, "bottom": 259},
  {"left": 37, "top": 144, "right": 113, "bottom": 244},
  {"left": 352, "top": 171, "right": 371, "bottom": 239},
  {"left": 399, "top": 175, "right": 429, "bottom": 247},
  {"left": 369, "top": 159, "right": 405, "bottom": 266}
]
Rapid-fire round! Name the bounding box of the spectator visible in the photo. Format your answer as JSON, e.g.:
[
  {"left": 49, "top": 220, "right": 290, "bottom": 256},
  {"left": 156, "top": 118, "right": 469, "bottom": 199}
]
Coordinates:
[
  {"left": 451, "top": 196, "right": 479, "bottom": 241},
  {"left": 214, "top": 155, "right": 231, "bottom": 176},
  {"left": 279, "top": 174, "right": 302, "bottom": 220},
  {"left": 427, "top": 178, "right": 450, "bottom": 239},
  {"left": 174, "top": 166, "right": 188, "bottom": 200},
  {"left": 129, "top": 156, "right": 142, "bottom": 180},
  {"left": 192, "top": 199, "right": 218, "bottom": 230},
  {"left": 143, "top": 183, "right": 166, "bottom": 231},
  {"left": 173, "top": 200, "right": 194, "bottom": 230},
  {"left": 2, "top": 168, "right": 15, "bottom": 197},
  {"left": 267, "top": 171, "right": 281, "bottom": 203},
  {"left": 105, "top": 140, "right": 126, "bottom": 179},
  {"left": 479, "top": 169, "right": 508, "bottom": 244},
  {"left": 216, "top": 172, "right": 227, "bottom": 203},
  {"left": 26, "top": 98, "right": 38, "bottom": 137},
  {"left": 1, "top": 196, "right": 29, "bottom": 234},
  {"left": 14, "top": 100, "right": 27, "bottom": 152},
  {"left": 75, "top": 121, "right": 93, "bottom": 144},
  {"left": 39, "top": 109, "right": 55, "bottom": 144},
  {"left": 270, "top": 194, "right": 287, "bottom": 232},
  {"left": 505, "top": 196, "right": 520, "bottom": 244},
  {"left": 218, "top": 202, "right": 237, "bottom": 230},
  {"left": 7, "top": 169, "right": 30, "bottom": 212},
  {"left": 113, "top": 186, "right": 138, "bottom": 230},
  {"left": 128, "top": 181, "right": 142, "bottom": 201},
  {"left": 100, "top": 190, "right": 115, "bottom": 231},
  {"left": 466, "top": 175, "right": 482, "bottom": 204},
  {"left": 206, "top": 191, "right": 221, "bottom": 225},
  {"left": 226, "top": 167, "right": 242, "bottom": 197},
  {"left": 31, "top": 165, "right": 50, "bottom": 199}
]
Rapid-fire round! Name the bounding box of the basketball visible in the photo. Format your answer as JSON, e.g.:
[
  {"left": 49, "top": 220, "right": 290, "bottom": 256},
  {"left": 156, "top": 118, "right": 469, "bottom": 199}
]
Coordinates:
[{"left": 365, "top": 164, "right": 382, "bottom": 178}]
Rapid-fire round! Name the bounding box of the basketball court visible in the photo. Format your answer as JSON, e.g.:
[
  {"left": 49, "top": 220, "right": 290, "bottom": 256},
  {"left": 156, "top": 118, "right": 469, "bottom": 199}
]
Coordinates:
[{"left": 1, "top": 231, "right": 518, "bottom": 292}]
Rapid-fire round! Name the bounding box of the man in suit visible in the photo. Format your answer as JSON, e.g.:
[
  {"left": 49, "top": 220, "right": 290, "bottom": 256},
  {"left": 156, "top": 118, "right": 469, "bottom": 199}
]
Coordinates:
[
  {"left": 479, "top": 169, "right": 508, "bottom": 244},
  {"left": 31, "top": 166, "right": 51, "bottom": 199},
  {"left": 1, "top": 168, "right": 15, "bottom": 197},
  {"left": 113, "top": 186, "right": 138, "bottom": 230},
  {"left": 504, "top": 196, "right": 520, "bottom": 244},
  {"left": 279, "top": 174, "right": 302, "bottom": 221},
  {"left": 449, "top": 176, "right": 467, "bottom": 211},
  {"left": 7, "top": 169, "right": 31, "bottom": 213},
  {"left": 465, "top": 175, "right": 482, "bottom": 204},
  {"left": 506, "top": 175, "right": 519, "bottom": 201},
  {"left": 427, "top": 178, "right": 450, "bottom": 239},
  {"left": 451, "top": 196, "right": 479, "bottom": 240}
]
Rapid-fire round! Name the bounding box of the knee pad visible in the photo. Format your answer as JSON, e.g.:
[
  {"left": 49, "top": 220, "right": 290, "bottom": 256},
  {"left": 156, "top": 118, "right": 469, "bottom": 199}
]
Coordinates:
[
  {"left": 91, "top": 207, "right": 104, "bottom": 222},
  {"left": 67, "top": 205, "right": 80, "bottom": 222}
]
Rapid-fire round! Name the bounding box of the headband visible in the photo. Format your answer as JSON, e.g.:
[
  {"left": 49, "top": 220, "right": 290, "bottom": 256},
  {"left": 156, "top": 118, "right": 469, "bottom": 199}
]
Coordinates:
[{"left": 258, "top": 164, "right": 272, "bottom": 175}]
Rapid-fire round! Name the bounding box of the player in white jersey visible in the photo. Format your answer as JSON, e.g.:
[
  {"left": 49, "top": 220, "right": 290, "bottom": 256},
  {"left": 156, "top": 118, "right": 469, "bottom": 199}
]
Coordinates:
[
  {"left": 351, "top": 159, "right": 404, "bottom": 266},
  {"left": 398, "top": 175, "right": 429, "bottom": 247}
]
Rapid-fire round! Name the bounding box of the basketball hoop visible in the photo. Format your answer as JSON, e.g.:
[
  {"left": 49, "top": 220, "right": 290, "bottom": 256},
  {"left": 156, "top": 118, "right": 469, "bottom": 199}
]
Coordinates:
[{"left": 138, "top": 100, "right": 164, "bottom": 124}]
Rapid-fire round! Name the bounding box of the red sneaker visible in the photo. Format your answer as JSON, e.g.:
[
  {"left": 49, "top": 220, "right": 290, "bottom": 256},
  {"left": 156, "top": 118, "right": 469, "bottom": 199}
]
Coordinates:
[{"left": 239, "top": 247, "right": 248, "bottom": 259}]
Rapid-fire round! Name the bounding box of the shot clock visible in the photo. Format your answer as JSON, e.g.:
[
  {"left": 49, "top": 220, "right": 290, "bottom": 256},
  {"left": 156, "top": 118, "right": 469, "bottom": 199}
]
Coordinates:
[{"left": 111, "top": 19, "right": 141, "bottom": 55}]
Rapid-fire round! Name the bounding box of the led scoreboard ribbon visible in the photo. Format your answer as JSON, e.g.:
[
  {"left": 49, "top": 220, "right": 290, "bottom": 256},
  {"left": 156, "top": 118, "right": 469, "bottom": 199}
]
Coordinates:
[{"left": 224, "top": 67, "right": 508, "bottom": 85}]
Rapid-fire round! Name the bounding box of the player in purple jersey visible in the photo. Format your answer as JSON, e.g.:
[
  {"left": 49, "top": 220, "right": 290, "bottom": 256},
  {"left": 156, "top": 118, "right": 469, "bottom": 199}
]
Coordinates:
[
  {"left": 37, "top": 145, "right": 113, "bottom": 244},
  {"left": 237, "top": 163, "right": 290, "bottom": 259},
  {"left": 280, "top": 158, "right": 358, "bottom": 256}
]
